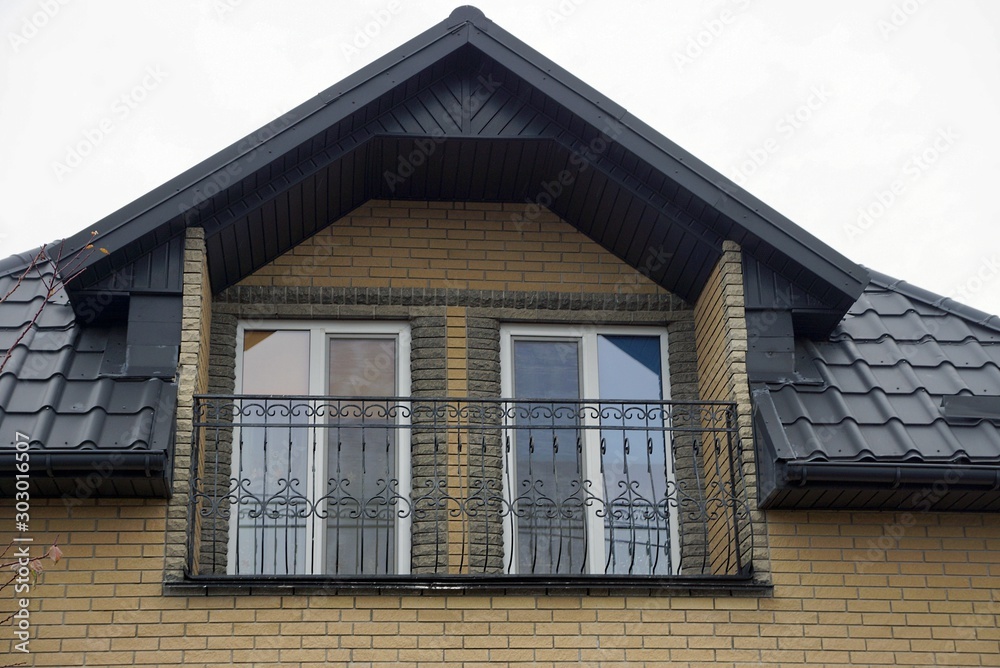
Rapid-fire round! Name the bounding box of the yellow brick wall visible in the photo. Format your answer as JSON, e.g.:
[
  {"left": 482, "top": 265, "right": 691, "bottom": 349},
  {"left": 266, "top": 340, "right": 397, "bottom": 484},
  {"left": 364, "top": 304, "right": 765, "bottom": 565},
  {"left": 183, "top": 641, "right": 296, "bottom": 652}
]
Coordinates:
[
  {"left": 693, "top": 241, "right": 759, "bottom": 577},
  {"left": 238, "top": 200, "right": 667, "bottom": 294},
  {"left": 693, "top": 256, "right": 729, "bottom": 404},
  {"left": 4, "top": 501, "right": 1000, "bottom": 666},
  {"left": 8, "top": 205, "right": 996, "bottom": 666}
]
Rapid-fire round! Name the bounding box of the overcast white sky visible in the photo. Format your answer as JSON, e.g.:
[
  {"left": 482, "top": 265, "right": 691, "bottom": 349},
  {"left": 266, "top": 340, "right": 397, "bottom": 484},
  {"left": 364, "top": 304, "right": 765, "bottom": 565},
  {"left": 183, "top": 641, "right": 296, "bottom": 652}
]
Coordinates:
[{"left": 1, "top": 0, "right": 998, "bottom": 316}]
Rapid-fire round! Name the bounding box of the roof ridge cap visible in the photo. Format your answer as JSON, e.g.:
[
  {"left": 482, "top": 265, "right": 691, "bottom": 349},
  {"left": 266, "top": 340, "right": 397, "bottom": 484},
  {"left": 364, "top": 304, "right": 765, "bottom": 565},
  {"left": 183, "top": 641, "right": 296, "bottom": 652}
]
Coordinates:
[
  {"left": 863, "top": 266, "right": 1000, "bottom": 335},
  {"left": 448, "top": 6, "right": 488, "bottom": 25},
  {"left": 0, "top": 245, "right": 58, "bottom": 278}
]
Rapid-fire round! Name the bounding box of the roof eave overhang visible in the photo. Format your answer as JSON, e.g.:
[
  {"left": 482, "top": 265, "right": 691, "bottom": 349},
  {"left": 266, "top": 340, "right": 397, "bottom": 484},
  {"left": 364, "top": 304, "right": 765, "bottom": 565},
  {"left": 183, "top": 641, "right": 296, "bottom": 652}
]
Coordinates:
[
  {"left": 59, "top": 13, "right": 476, "bottom": 284},
  {"left": 754, "top": 385, "right": 1000, "bottom": 511},
  {"left": 58, "top": 6, "right": 867, "bottom": 329}
]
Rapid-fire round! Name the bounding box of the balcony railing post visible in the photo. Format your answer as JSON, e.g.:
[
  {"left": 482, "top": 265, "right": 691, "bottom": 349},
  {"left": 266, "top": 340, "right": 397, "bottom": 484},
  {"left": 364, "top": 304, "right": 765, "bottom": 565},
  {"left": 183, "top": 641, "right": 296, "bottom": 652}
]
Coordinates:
[
  {"left": 726, "top": 405, "right": 742, "bottom": 576},
  {"left": 186, "top": 396, "right": 201, "bottom": 577}
]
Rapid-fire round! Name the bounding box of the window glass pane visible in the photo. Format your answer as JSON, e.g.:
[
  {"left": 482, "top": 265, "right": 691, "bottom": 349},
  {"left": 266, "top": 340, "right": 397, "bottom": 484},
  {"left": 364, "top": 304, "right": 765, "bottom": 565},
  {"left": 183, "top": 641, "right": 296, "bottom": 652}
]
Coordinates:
[
  {"left": 242, "top": 330, "right": 309, "bottom": 394},
  {"left": 233, "top": 397, "right": 312, "bottom": 575},
  {"left": 512, "top": 339, "right": 585, "bottom": 575},
  {"left": 236, "top": 330, "right": 311, "bottom": 575},
  {"left": 326, "top": 338, "right": 398, "bottom": 575},
  {"left": 597, "top": 335, "right": 662, "bottom": 401},
  {"left": 513, "top": 340, "right": 580, "bottom": 399},
  {"left": 328, "top": 338, "right": 397, "bottom": 397},
  {"left": 597, "top": 335, "right": 671, "bottom": 575}
]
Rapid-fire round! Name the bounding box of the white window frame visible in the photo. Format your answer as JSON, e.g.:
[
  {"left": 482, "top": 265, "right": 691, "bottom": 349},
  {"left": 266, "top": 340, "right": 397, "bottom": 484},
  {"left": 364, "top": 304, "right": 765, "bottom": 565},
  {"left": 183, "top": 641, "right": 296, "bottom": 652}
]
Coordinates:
[
  {"left": 231, "top": 320, "right": 411, "bottom": 576},
  {"left": 499, "top": 323, "right": 677, "bottom": 575}
]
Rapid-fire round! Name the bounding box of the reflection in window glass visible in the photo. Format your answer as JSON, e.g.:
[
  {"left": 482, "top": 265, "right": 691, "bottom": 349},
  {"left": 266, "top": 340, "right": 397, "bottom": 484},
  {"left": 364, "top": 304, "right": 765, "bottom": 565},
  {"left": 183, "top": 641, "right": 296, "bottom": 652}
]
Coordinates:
[
  {"left": 236, "top": 330, "right": 310, "bottom": 575},
  {"left": 504, "top": 329, "right": 672, "bottom": 576},
  {"left": 512, "top": 339, "right": 586, "bottom": 575},
  {"left": 326, "top": 338, "right": 397, "bottom": 575},
  {"left": 242, "top": 330, "right": 310, "bottom": 395},
  {"left": 598, "top": 335, "right": 670, "bottom": 575},
  {"left": 232, "top": 327, "right": 406, "bottom": 576}
]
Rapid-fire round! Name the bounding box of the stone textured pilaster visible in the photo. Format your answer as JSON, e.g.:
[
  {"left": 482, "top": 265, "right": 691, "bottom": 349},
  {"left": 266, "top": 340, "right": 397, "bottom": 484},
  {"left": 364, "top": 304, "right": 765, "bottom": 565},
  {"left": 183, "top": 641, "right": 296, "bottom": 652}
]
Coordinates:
[
  {"left": 163, "top": 226, "right": 211, "bottom": 582},
  {"left": 409, "top": 313, "right": 449, "bottom": 574}
]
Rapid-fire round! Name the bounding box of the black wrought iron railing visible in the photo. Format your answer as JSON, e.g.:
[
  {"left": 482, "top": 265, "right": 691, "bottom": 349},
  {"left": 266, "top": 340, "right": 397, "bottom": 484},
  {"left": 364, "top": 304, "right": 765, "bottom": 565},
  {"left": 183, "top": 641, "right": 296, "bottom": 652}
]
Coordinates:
[{"left": 188, "top": 396, "right": 753, "bottom": 581}]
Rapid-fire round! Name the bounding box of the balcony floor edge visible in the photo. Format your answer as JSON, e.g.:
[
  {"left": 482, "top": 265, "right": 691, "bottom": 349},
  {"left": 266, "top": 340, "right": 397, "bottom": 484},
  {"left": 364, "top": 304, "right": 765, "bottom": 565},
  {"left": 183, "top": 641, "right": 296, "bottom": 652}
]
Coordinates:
[{"left": 164, "top": 574, "right": 772, "bottom": 597}]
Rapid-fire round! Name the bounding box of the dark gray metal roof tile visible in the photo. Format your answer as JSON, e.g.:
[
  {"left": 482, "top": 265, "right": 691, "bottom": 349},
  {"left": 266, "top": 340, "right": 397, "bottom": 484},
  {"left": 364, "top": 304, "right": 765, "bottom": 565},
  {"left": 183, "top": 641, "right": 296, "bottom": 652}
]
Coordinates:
[
  {"left": 771, "top": 385, "right": 945, "bottom": 427},
  {"left": 0, "top": 296, "right": 75, "bottom": 330},
  {"left": 0, "top": 324, "right": 75, "bottom": 351},
  {"left": 867, "top": 269, "right": 1000, "bottom": 334},
  {"left": 850, "top": 287, "right": 939, "bottom": 317},
  {"left": 4, "top": 378, "right": 63, "bottom": 413},
  {"left": 1, "top": 347, "right": 75, "bottom": 380},
  {"left": 66, "top": 351, "right": 105, "bottom": 379},
  {"left": 908, "top": 362, "right": 1000, "bottom": 396},
  {"left": 812, "top": 358, "right": 885, "bottom": 394},
  {"left": 0, "top": 260, "right": 176, "bottom": 470},
  {"left": 58, "top": 378, "right": 114, "bottom": 413},
  {"left": 5, "top": 407, "right": 159, "bottom": 450},
  {"left": 760, "top": 274, "right": 1000, "bottom": 469},
  {"left": 808, "top": 338, "right": 999, "bottom": 369},
  {"left": 75, "top": 327, "right": 113, "bottom": 352},
  {"left": 107, "top": 379, "right": 165, "bottom": 414},
  {"left": 813, "top": 359, "right": 1000, "bottom": 398},
  {"left": 783, "top": 419, "right": 930, "bottom": 463},
  {"left": 834, "top": 310, "right": 997, "bottom": 343}
]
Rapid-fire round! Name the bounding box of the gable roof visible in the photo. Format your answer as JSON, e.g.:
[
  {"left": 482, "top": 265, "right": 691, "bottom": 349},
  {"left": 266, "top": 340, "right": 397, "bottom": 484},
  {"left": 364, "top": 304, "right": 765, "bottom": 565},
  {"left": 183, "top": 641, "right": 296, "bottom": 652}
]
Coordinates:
[
  {"left": 754, "top": 270, "right": 1000, "bottom": 510},
  {"left": 51, "top": 5, "right": 865, "bottom": 333},
  {"left": 4, "top": 7, "right": 997, "bottom": 505}
]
